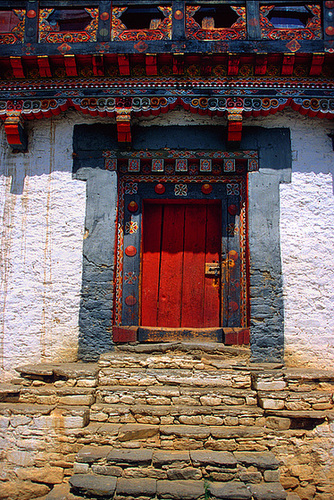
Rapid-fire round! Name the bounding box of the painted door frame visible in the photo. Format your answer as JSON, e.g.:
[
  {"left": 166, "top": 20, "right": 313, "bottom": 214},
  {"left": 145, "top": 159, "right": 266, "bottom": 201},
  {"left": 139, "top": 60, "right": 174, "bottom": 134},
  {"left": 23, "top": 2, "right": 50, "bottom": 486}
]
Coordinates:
[{"left": 114, "top": 172, "right": 249, "bottom": 335}]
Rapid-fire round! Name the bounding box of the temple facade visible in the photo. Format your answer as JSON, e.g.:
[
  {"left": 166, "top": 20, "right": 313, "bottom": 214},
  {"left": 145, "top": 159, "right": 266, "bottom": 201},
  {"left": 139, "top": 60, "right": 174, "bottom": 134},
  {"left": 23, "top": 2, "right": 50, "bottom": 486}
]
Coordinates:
[{"left": 0, "top": 3, "right": 334, "bottom": 499}]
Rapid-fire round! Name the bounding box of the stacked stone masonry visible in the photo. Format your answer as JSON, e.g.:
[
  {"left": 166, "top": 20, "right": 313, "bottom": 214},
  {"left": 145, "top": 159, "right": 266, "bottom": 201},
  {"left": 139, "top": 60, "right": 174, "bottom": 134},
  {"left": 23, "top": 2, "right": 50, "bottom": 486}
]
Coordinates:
[{"left": 0, "top": 343, "right": 334, "bottom": 500}]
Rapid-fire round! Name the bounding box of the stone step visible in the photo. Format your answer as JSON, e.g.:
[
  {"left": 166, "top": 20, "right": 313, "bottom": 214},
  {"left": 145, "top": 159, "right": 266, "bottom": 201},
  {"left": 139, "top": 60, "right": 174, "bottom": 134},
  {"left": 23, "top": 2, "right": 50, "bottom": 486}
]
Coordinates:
[
  {"left": 98, "top": 367, "right": 252, "bottom": 389},
  {"left": 18, "top": 385, "right": 96, "bottom": 406},
  {"left": 96, "top": 385, "right": 257, "bottom": 407},
  {"left": 90, "top": 403, "right": 264, "bottom": 426},
  {"left": 73, "top": 448, "right": 281, "bottom": 485},
  {"left": 0, "top": 402, "right": 90, "bottom": 429},
  {"left": 0, "top": 383, "right": 21, "bottom": 402},
  {"left": 15, "top": 362, "right": 98, "bottom": 385},
  {"left": 99, "top": 351, "right": 251, "bottom": 371},
  {"left": 253, "top": 368, "right": 334, "bottom": 393},
  {"left": 75, "top": 422, "right": 270, "bottom": 451},
  {"left": 114, "top": 341, "right": 251, "bottom": 359},
  {"left": 258, "top": 389, "right": 334, "bottom": 411},
  {"left": 47, "top": 476, "right": 287, "bottom": 500}
]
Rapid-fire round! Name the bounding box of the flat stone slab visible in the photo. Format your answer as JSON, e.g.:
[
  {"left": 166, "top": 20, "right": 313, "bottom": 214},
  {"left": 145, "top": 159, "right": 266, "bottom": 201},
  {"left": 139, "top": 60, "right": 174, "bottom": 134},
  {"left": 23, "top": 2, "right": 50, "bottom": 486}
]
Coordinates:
[
  {"left": 249, "top": 482, "right": 287, "bottom": 500},
  {"left": 107, "top": 448, "right": 153, "bottom": 465},
  {"left": 190, "top": 451, "right": 237, "bottom": 468},
  {"left": 157, "top": 480, "right": 205, "bottom": 499},
  {"left": 118, "top": 423, "right": 159, "bottom": 442},
  {"left": 77, "top": 446, "right": 113, "bottom": 464},
  {"left": 69, "top": 474, "right": 116, "bottom": 498},
  {"left": 0, "top": 402, "right": 54, "bottom": 415},
  {"left": 209, "top": 481, "right": 252, "bottom": 500},
  {"left": 234, "top": 452, "right": 279, "bottom": 470},
  {"left": 211, "top": 426, "right": 264, "bottom": 439},
  {"left": 116, "top": 478, "right": 157, "bottom": 496},
  {"left": 160, "top": 425, "right": 211, "bottom": 439},
  {"left": 153, "top": 450, "right": 190, "bottom": 466}
]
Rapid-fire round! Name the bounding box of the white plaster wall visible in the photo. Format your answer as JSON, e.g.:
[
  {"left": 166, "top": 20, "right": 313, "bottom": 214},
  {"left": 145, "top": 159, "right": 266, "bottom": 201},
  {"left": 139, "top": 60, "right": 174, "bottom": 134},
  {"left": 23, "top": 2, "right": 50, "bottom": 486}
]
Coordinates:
[{"left": 0, "top": 113, "right": 94, "bottom": 380}]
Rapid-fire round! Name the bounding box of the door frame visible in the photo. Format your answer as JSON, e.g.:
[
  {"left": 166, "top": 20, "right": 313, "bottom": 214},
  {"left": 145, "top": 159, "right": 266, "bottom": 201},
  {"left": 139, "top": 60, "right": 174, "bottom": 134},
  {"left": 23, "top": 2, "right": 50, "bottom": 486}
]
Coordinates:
[{"left": 114, "top": 171, "right": 249, "bottom": 333}]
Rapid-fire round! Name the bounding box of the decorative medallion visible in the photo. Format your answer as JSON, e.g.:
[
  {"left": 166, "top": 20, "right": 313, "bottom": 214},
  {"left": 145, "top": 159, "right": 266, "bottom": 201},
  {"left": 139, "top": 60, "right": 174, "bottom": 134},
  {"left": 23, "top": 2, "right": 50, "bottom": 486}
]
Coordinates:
[
  {"left": 201, "top": 183, "right": 213, "bottom": 194},
  {"left": 155, "top": 183, "right": 166, "bottom": 194},
  {"left": 125, "top": 245, "right": 137, "bottom": 257},
  {"left": 174, "top": 184, "right": 188, "bottom": 196},
  {"left": 228, "top": 204, "right": 239, "bottom": 216},
  {"left": 127, "top": 201, "right": 138, "bottom": 213},
  {"left": 125, "top": 295, "right": 137, "bottom": 306}
]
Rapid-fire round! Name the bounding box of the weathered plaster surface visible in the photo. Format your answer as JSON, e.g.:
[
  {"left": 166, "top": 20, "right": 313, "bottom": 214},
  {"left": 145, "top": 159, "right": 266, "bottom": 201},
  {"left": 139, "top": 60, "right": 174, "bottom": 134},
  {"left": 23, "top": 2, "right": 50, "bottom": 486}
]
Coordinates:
[
  {"left": 246, "top": 112, "right": 334, "bottom": 369},
  {"left": 0, "top": 114, "right": 87, "bottom": 380}
]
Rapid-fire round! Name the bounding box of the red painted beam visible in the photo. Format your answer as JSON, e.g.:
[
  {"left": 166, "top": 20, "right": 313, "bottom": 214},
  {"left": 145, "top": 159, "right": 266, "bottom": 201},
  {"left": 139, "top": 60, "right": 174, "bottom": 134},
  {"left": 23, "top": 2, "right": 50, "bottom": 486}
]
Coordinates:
[
  {"left": 173, "top": 54, "right": 184, "bottom": 75},
  {"left": 116, "top": 109, "right": 132, "bottom": 144},
  {"left": 227, "top": 108, "right": 243, "bottom": 145},
  {"left": 255, "top": 54, "right": 268, "bottom": 76},
  {"left": 64, "top": 55, "right": 78, "bottom": 77},
  {"left": 118, "top": 55, "right": 130, "bottom": 76},
  {"left": 281, "top": 54, "right": 295, "bottom": 76},
  {"left": 92, "top": 54, "right": 104, "bottom": 76},
  {"left": 37, "top": 56, "right": 52, "bottom": 78},
  {"left": 145, "top": 54, "right": 158, "bottom": 76},
  {"left": 309, "top": 53, "right": 325, "bottom": 76},
  {"left": 4, "top": 112, "right": 27, "bottom": 150},
  {"left": 10, "top": 57, "right": 24, "bottom": 78},
  {"left": 228, "top": 54, "right": 240, "bottom": 76}
]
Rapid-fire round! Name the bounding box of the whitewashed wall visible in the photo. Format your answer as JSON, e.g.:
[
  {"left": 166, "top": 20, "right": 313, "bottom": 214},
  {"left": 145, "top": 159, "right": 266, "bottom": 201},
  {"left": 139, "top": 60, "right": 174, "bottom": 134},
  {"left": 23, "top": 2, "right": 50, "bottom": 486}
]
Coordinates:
[
  {"left": 0, "top": 113, "right": 89, "bottom": 380},
  {"left": 0, "top": 109, "right": 333, "bottom": 380}
]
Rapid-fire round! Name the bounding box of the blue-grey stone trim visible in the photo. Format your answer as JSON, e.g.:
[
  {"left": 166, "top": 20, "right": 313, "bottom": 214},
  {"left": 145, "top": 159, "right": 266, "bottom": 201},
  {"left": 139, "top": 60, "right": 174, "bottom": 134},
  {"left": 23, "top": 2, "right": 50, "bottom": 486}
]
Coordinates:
[{"left": 73, "top": 125, "right": 291, "bottom": 363}]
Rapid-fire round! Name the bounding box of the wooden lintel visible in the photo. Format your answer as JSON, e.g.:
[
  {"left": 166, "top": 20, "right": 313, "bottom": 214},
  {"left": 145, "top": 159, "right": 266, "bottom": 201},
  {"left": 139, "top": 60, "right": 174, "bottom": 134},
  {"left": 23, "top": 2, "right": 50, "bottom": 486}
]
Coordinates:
[
  {"left": 64, "top": 55, "right": 78, "bottom": 77},
  {"left": 116, "top": 108, "right": 132, "bottom": 144},
  {"left": 228, "top": 54, "right": 240, "bottom": 76},
  {"left": 309, "top": 53, "right": 325, "bottom": 76},
  {"left": 4, "top": 112, "right": 27, "bottom": 151},
  {"left": 10, "top": 57, "right": 24, "bottom": 78},
  {"left": 37, "top": 55, "right": 52, "bottom": 78},
  {"left": 118, "top": 55, "right": 130, "bottom": 76},
  {"left": 227, "top": 108, "right": 243, "bottom": 146},
  {"left": 92, "top": 54, "right": 104, "bottom": 76},
  {"left": 255, "top": 54, "right": 268, "bottom": 76},
  {"left": 145, "top": 54, "right": 158, "bottom": 76},
  {"left": 281, "top": 54, "right": 295, "bottom": 76}
]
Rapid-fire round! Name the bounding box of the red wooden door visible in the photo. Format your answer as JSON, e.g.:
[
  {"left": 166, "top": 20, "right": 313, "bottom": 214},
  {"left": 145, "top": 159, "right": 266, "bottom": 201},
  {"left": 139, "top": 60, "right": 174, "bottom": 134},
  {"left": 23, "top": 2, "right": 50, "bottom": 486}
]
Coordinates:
[{"left": 141, "top": 201, "right": 221, "bottom": 328}]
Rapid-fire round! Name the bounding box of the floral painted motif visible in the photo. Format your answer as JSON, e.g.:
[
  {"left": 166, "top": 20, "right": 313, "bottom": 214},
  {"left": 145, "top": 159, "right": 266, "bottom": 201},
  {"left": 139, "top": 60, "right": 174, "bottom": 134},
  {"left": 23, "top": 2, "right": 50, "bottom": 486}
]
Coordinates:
[
  {"left": 227, "top": 183, "right": 240, "bottom": 196},
  {"left": 125, "top": 220, "right": 138, "bottom": 234},
  {"left": 124, "top": 272, "right": 138, "bottom": 285},
  {"left": 174, "top": 184, "right": 188, "bottom": 196},
  {"left": 227, "top": 223, "right": 239, "bottom": 236},
  {"left": 125, "top": 182, "right": 138, "bottom": 194},
  {"left": 248, "top": 159, "right": 259, "bottom": 172}
]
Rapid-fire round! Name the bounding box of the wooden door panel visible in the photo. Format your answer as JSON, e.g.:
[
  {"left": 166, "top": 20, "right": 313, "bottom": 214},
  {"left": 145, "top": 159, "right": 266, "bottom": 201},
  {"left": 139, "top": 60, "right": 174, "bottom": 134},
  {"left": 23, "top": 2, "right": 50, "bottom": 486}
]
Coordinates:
[
  {"left": 181, "top": 204, "right": 207, "bottom": 328},
  {"left": 141, "top": 203, "right": 163, "bottom": 327},
  {"left": 141, "top": 201, "right": 221, "bottom": 328},
  {"left": 157, "top": 204, "right": 185, "bottom": 327}
]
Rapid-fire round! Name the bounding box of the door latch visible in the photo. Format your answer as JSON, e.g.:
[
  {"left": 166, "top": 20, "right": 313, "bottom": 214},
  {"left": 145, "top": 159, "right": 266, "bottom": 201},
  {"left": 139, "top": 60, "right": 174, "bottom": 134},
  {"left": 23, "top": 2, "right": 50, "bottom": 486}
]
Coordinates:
[{"left": 205, "top": 262, "right": 221, "bottom": 277}]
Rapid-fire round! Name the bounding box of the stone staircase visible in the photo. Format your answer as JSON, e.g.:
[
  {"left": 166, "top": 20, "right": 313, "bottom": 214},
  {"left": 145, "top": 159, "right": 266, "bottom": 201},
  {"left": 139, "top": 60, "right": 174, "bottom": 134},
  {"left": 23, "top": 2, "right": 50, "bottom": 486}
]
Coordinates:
[{"left": 1, "top": 342, "right": 334, "bottom": 500}]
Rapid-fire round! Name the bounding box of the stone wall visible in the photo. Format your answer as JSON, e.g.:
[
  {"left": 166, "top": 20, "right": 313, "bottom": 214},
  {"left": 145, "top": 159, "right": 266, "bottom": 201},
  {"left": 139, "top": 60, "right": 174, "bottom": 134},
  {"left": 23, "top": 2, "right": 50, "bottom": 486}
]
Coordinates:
[{"left": 0, "top": 110, "right": 333, "bottom": 379}]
